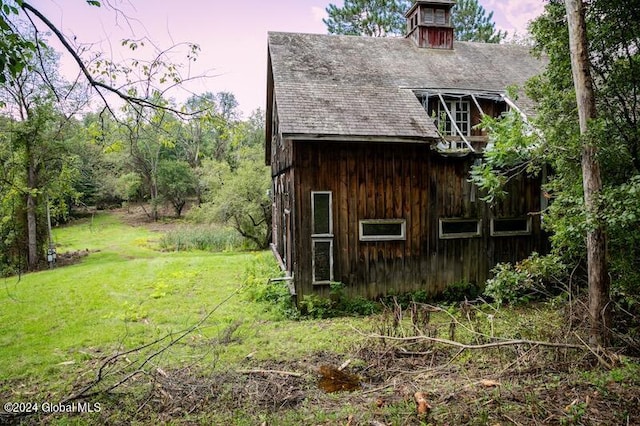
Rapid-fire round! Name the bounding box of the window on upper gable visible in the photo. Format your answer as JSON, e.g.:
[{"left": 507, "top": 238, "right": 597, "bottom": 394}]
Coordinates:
[{"left": 432, "top": 99, "right": 471, "bottom": 136}]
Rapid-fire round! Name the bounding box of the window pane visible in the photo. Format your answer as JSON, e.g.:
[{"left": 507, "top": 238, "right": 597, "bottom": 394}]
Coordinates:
[
  {"left": 492, "top": 218, "right": 531, "bottom": 236},
  {"left": 313, "top": 192, "right": 331, "bottom": 235},
  {"left": 362, "top": 222, "right": 402, "bottom": 237},
  {"left": 434, "top": 99, "right": 471, "bottom": 137},
  {"left": 423, "top": 8, "right": 434, "bottom": 23},
  {"left": 359, "top": 220, "right": 406, "bottom": 241},
  {"left": 313, "top": 240, "right": 332, "bottom": 282},
  {"left": 439, "top": 219, "right": 481, "bottom": 239},
  {"left": 435, "top": 9, "right": 445, "bottom": 25},
  {"left": 441, "top": 220, "right": 478, "bottom": 234}
]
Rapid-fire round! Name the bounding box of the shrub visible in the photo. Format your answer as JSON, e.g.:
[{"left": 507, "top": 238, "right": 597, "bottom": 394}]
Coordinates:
[
  {"left": 440, "top": 281, "right": 481, "bottom": 303},
  {"left": 484, "top": 252, "right": 567, "bottom": 305},
  {"left": 298, "top": 282, "right": 380, "bottom": 319}
]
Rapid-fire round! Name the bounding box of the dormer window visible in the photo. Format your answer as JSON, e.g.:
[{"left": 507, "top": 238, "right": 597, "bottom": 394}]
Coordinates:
[
  {"left": 416, "top": 91, "right": 510, "bottom": 151},
  {"left": 434, "top": 100, "right": 470, "bottom": 136}
]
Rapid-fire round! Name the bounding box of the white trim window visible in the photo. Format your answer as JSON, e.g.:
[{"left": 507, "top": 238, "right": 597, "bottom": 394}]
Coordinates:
[
  {"left": 312, "top": 239, "right": 333, "bottom": 284},
  {"left": 359, "top": 219, "right": 406, "bottom": 241},
  {"left": 439, "top": 218, "right": 482, "bottom": 239},
  {"left": 311, "top": 191, "right": 333, "bottom": 237},
  {"left": 490, "top": 217, "right": 532, "bottom": 237}
]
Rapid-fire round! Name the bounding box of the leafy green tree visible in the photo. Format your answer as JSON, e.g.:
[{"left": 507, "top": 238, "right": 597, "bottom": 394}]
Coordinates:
[
  {"left": 0, "top": 35, "right": 84, "bottom": 271},
  {"left": 565, "top": 0, "right": 609, "bottom": 346},
  {"left": 0, "top": 1, "right": 44, "bottom": 85},
  {"left": 324, "top": 0, "right": 506, "bottom": 42},
  {"left": 157, "top": 160, "right": 196, "bottom": 217},
  {"left": 114, "top": 172, "right": 142, "bottom": 210},
  {"left": 121, "top": 100, "right": 180, "bottom": 221},
  {"left": 176, "top": 91, "right": 241, "bottom": 205},
  {"left": 452, "top": 0, "right": 506, "bottom": 42},
  {"left": 208, "top": 145, "right": 271, "bottom": 249},
  {"left": 191, "top": 109, "right": 271, "bottom": 249},
  {"left": 226, "top": 108, "right": 265, "bottom": 170},
  {"left": 471, "top": 0, "right": 640, "bottom": 345}
]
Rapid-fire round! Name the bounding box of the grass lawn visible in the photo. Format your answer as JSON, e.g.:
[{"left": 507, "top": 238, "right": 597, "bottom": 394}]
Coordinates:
[
  {"left": 1, "top": 211, "right": 639, "bottom": 425},
  {"left": 0, "top": 214, "right": 364, "bottom": 402}
]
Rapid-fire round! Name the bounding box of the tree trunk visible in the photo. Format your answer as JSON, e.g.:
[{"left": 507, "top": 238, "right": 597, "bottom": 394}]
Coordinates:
[
  {"left": 565, "top": 0, "right": 611, "bottom": 346},
  {"left": 26, "top": 141, "right": 39, "bottom": 271}
]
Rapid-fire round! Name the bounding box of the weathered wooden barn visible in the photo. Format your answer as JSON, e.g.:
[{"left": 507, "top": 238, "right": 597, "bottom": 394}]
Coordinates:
[{"left": 265, "top": 0, "right": 547, "bottom": 301}]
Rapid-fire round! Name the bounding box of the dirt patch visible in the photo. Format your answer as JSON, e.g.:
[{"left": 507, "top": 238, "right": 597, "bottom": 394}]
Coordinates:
[{"left": 55, "top": 249, "right": 95, "bottom": 267}]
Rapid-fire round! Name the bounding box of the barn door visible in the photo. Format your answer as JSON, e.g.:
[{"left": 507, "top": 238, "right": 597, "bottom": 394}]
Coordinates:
[{"left": 311, "top": 191, "right": 333, "bottom": 284}]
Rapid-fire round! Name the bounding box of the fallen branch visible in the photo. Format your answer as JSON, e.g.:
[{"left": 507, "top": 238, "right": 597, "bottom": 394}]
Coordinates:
[
  {"left": 574, "top": 332, "right": 613, "bottom": 369},
  {"left": 236, "top": 369, "right": 304, "bottom": 378},
  {"left": 353, "top": 327, "right": 586, "bottom": 351}
]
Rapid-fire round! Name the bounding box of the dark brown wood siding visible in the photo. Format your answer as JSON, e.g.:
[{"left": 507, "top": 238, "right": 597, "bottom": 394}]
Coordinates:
[
  {"left": 269, "top": 125, "right": 295, "bottom": 272},
  {"left": 289, "top": 140, "right": 545, "bottom": 301}
]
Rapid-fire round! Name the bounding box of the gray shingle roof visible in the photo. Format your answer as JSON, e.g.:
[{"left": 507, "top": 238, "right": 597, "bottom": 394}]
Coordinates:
[{"left": 268, "top": 32, "right": 544, "bottom": 140}]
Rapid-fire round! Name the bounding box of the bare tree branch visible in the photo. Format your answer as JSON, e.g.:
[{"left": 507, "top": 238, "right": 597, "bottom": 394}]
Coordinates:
[{"left": 20, "top": 2, "right": 199, "bottom": 117}]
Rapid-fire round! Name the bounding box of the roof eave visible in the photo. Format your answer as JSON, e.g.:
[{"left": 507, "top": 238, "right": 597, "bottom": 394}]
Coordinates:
[{"left": 281, "top": 133, "right": 438, "bottom": 144}]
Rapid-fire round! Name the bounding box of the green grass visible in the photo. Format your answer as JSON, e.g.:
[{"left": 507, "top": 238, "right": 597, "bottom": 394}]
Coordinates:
[
  {"left": 2, "top": 212, "right": 638, "bottom": 425},
  {"left": 0, "top": 213, "right": 362, "bottom": 390},
  {"left": 54, "top": 212, "right": 158, "bottom": 255}
]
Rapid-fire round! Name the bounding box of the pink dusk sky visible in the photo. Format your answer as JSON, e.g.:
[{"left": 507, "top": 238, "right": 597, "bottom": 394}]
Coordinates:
[{"left": 31, "top": 0, "right": 546, "bottom": 117}]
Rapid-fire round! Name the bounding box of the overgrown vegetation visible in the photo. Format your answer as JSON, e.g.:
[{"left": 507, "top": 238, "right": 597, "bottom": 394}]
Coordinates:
[
  {"left": 242, "top": 251, "right": 298, "bottom": 319},
  {"left": 1, "top": 212, "right": 639, "bottom": 425},
  {"left": 484, "top": 252, "right": 567, "bottom": 305},
  {"left": 159, "top": 224, "right": 250, "bottom": 252},
  {"left": 470, "top": 0, "right": 640, "bottom": 346},
  {"left": 0, "top": 17, "right": 271, "bottom": 275}
]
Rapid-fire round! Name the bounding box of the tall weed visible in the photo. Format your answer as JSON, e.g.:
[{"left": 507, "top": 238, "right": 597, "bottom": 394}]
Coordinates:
[{"left": 159, "top": 224, "right": 253, "bottom": 252}]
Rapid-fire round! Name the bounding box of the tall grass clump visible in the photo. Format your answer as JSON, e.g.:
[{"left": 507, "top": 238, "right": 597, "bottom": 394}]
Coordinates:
[{"left": 159, "top": 224, "right": 252, "bottom": 252}]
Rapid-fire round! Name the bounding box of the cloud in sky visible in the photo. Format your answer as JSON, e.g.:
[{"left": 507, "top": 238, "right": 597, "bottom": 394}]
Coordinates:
[{"left": 481, "top": 0, "right": 545, "bottom": 36}]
